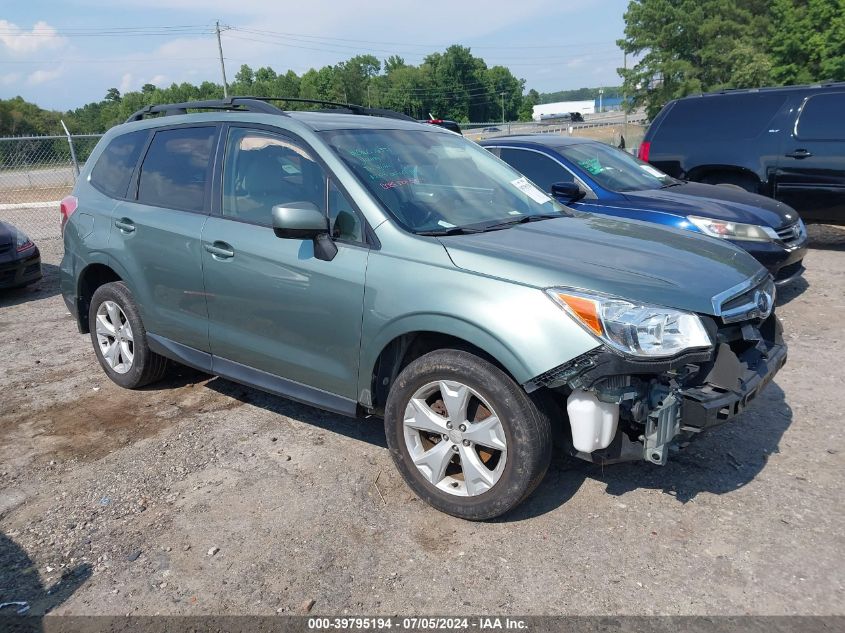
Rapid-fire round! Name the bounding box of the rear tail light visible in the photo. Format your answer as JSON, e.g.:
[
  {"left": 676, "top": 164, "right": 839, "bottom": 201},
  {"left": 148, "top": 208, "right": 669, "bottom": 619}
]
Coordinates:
[
  {"left": 60, "top": 195, "right": 78, "bottom": 234},
  {"left": 638, "top": 141, "right": 651, "bottom": 162}
]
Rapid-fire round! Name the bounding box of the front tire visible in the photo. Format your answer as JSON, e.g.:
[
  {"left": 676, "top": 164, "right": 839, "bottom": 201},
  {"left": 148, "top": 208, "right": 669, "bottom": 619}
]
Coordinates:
[
  {"left": 384, "top": 349, "right": 552, "bottom": 520},
  {"left": 88, "top": 281, "right": 168, "bottom": 389}
]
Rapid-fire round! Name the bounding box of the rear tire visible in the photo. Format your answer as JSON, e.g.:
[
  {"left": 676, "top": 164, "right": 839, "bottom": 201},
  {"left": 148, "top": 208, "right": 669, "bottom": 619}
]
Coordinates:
[
  {"left": 384, "top": 349, "right": 552, "bottom": 520},
  {"left": 88, "top": 281, "right": 168, "bottom": 389}
]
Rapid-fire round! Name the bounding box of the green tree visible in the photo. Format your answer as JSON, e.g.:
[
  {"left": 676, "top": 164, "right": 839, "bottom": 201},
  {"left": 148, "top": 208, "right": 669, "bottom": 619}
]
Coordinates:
[
  {"left": 618, "top": 0, "right": 771, "bottom": 117},
  {"left": 769, "top": 0, "right": 845, "bottom": 84}
]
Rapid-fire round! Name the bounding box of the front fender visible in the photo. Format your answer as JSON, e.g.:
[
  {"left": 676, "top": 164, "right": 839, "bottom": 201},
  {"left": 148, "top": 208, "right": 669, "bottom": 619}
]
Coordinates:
[{"left": 357, "top": 246, "right": 600, "bottom": 404}]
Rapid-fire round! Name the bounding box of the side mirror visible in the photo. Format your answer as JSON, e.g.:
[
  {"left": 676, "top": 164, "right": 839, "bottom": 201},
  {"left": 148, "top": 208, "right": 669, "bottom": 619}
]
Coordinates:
[
  {"left": 271, "top": 203, "right": 338, "bottom": 261},
  {"left": 551, "top": 181, "right": 586, "bottom": 202}
]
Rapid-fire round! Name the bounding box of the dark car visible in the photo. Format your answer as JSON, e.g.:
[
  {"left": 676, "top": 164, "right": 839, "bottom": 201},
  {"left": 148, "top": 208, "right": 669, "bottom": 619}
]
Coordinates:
[
  {"left": 640, "top": 83, "right": 845, "bottom": 225},
  {"left": 0, "top": 221, "right": 41, "bottom": 289},
  {"left": 482, "top": 135, "right": 807, "bottom": 285},
  {"left": 419, "top": 118, "right": 462, "bottom": 135}
]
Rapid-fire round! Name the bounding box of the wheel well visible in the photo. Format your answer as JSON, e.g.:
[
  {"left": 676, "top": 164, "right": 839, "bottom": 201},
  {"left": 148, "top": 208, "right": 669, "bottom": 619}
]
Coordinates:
[
  {"left": 369, "top": 332, "right": 508, "bottom": 414},
  {"left": 77, "top": 264, "right": 121, "bottom": 333},
  {"left": 688, "top": 167, "right": 761, "bottom": 192}
]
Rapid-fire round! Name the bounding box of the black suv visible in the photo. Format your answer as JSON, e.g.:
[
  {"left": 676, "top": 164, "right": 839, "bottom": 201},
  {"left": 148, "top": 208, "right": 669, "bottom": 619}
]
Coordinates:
[{"left": 640, "top": 83, "right": 845, "bottom": 224}]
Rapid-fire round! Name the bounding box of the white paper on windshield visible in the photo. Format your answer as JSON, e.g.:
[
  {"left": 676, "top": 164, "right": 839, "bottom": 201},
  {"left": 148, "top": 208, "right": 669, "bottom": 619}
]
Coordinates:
[
  {"left": 639, "top": 164, "right": 664, "bottom": 178},
  {"left": 437, "top": 220, "right": 457, "bottom": 228},
  {"left": 511, "top": 176, "right": 551, "bottom": 204}
]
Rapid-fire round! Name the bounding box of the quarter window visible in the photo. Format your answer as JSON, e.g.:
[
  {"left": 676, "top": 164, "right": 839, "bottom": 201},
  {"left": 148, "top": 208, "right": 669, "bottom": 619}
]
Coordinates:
[
  {"left": 89, "top": 130, "right": 148, "bottom": 198},
  {"left": 222, "top": 128, "right": 327, "bottom": 226},
  {"left": 137, "top": 127, "right": 215, "bottom": 212},
  {"left": 328, "top": 180, "right": 364, "bottom": 243},
  {"left": 797, "top": 93, "right": 845, "bottom": 140},
  {"left": 499, "top": 148, "right": 572, "bottom": 192}
]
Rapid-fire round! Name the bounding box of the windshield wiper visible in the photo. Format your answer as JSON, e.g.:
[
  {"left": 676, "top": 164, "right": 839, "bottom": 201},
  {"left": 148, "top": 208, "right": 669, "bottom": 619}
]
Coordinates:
[
  {"left": 659, "top": 181, "right": 684, "bottom": 189},
  {"left": 417, "top": 226, "right": 486, "bottom": 236},
  {"left": 478, "top": 213, "right": 564, "bottom": 232}
]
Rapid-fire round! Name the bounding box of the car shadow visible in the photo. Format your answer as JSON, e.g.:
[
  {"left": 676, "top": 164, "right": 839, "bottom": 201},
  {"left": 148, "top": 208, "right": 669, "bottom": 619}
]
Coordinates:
[
  {"left": 500, "top": 382, "right": 792, "bottom": 521},
  {"left": 204, "top": 376, "right": 388, "bottom": 449},
  {"left": 776, "top": 276, "right": 809, "bottom": 306},
  {"left": 0, "top": 263, "right": 62, "bottom": 308},
  {"left": 0, "top": 531, "right": 91, "bottom": 624}
]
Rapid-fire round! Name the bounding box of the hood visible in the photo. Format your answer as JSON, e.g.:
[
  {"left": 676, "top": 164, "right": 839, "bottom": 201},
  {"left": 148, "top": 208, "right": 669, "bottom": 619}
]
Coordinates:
[
  {"left": 439, "top": 214, "right": 764, "bottom": 316},
  {"left": 622, "top": 182, "right": 798, "bottom": 229}
]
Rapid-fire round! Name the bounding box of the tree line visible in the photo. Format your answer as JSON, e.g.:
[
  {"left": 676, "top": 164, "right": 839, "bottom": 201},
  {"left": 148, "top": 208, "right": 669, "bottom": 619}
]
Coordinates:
[
  {"left": 619, "top": 0, "right": 845, "bottom": 117},
  {"left": 2, "top": 45, "right": 553, "bottom": 136}
]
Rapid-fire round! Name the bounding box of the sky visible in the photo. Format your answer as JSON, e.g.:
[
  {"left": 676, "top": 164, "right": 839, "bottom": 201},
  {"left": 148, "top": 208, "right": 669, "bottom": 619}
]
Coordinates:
[{"left": 0, "top": 0, "right": 632, "bottom": 111}]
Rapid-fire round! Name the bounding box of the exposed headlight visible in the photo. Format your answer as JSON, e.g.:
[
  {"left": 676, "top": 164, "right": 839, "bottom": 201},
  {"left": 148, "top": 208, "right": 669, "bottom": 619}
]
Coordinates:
[
  {"left": 687, "top": 216, "right": 777, "bottom": 242},
  {"left": 548, "top": 289, "right": 712, "bottom": 358},
  {"left": 12, "top": 228, "right": 34, "bottom": 253}
]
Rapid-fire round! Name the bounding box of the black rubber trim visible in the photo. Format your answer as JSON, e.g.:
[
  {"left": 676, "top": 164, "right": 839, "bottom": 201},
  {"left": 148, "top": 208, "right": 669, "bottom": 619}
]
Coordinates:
[{"left": 147, "top": 333, "right": 213, "bottom": 373}]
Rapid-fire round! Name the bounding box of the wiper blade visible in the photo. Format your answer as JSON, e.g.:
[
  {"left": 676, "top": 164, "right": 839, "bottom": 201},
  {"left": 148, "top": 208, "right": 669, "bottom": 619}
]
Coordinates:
[
  {"left": 660, "top": 181, "right": 684, "bottom": 189},
  {"left": 479, "top": 213, "right": 564, "bottom": 231},
  {"left": 417, "top": 226, "right": 486, "bottom": 236}
]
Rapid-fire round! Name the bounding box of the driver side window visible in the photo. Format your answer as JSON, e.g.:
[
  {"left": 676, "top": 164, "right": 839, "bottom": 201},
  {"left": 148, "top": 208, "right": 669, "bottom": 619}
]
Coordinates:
[
  {"left": 222, "top": 128, "right": 327, "bottom": 226},
  {"left": 499, "top": 148, "right": 572, "bottom": 193}
]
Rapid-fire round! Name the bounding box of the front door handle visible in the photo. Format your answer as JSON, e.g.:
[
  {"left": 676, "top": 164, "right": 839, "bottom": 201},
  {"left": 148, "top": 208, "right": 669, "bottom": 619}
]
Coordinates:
[
  {"left": 114, "top": 218, "right": 135, "bottom": 233},
  {"left": 204, "top": 241, "right": 235, "bottom": 260},
  {"left": 785, "top": 149, "right": 813, "bottom": 159}
]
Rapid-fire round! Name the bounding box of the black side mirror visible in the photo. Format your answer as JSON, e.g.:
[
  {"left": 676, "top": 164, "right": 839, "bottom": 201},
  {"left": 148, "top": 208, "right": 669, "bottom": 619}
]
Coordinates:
[
  {"left": 271, "top": 203, "right": 338, "bottom": 261},
  {"left": 551, "top": 181, "right": 586, "bottom": 202}
]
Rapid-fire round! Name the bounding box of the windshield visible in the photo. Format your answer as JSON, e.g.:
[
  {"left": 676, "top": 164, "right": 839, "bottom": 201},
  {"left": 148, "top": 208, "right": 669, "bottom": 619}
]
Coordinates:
[
  {"left": 557, "top": 142, "right": 676, "bottom": 192},
  {"left": 320, "top": 128, "right": 569, "bottom": 234}
]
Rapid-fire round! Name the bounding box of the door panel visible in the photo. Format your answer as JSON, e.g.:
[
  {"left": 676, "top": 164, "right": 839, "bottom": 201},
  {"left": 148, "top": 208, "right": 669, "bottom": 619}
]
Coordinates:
[
  {"left": 201, "top": 218, "right": 367, "bottom": 398},
  {"left": 203, "top": 126, "right": 368, "bottom": 399},
  {"left": 109, "top": 125, "right": 216, "bottom": 352},
  {"left": 775, "top": 92, "right": 845, "bottom": 222}
]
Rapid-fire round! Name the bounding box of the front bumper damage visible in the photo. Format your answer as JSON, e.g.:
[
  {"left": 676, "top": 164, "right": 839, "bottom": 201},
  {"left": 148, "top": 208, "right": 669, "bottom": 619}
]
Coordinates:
[{"left": 528, "top": 313, "right": 787, "bottom": 466}]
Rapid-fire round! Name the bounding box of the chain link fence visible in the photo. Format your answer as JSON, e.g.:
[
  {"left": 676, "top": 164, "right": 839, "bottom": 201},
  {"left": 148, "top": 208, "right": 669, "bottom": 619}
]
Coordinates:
[{"left": 0, "top": 134, "right": 102, "bottom": 241}]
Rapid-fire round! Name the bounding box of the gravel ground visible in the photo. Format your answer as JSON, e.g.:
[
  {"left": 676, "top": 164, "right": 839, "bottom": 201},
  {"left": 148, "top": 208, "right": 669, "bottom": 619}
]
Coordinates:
[{"left": 1, "top": 226, "right": 844, "bottom": 617}]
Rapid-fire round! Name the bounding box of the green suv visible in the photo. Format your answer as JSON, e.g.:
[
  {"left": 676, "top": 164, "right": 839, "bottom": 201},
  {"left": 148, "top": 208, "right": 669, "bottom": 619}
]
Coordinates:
[{"left": 60, "top": 98, "right": 787, "bottom": 520}]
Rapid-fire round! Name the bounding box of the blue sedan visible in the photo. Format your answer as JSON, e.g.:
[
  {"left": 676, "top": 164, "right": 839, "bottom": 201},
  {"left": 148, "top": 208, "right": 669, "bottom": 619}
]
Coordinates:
[{"left": 481, "top": 135, "right": 808, "bottom": 285}]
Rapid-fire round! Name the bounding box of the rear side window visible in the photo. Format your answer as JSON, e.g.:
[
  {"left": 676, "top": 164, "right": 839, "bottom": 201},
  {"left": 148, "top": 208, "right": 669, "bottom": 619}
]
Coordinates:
[
  {"left": 499, "top": 148, "right": 572, "bottom": 192},
  {"left": 654, "top": 93, "right": 787, "bottom": 141},
  {"left": 137, "top": 127, "right": 216, "bottom": 212},
  {"left": 89, "top": 130, "right": 147, "bottom": 198},
  {"left": 796, "top": 93, "right": 845, "bottom": 140}
]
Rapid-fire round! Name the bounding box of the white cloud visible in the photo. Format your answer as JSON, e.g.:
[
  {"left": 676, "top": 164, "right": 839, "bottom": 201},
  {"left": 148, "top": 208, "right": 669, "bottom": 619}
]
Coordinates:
[
  {"left": 0, "top": 20, "right": 67, "bottom": 55},
  {"left": 149, "top": 74, "right": 168, "bottom": 86},
  {"left": 119, "top": 72, "right": 133, "bottom": 93},
  {"left": 27, "top": 67, "right": 62, "bottom": 85},
  {"left": 1, "top": 72, "right": 22, "bottom": 85}
]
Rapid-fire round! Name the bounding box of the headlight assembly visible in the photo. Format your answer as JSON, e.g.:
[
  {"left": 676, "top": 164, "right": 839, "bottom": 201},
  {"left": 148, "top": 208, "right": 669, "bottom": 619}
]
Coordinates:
[
  {"left": 548, "top": 289, "right": 712, "bottom": 358},
  {"left": 687, "top": 215, "right": 778, "bottom": 242}
]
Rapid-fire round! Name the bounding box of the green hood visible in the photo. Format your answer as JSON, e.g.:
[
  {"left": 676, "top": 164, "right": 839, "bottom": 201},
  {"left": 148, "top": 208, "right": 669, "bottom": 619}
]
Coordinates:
[{"left": 438, "top": 214, "right": 765, "bottom": 316}]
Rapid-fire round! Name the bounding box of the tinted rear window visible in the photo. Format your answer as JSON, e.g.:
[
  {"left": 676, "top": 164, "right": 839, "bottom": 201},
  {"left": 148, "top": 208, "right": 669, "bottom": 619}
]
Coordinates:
[
  {"left": 89, "top": 130, "right": 148, "bottom": 198},
  {"left": 797, "top": 93, "right": 845, "bottom": 140},
  {"left": 137, "top": 127, "right": 216, "bottom": 212},
  {"left": 654, "top": 93, "right": 787, "bottom": 141}
]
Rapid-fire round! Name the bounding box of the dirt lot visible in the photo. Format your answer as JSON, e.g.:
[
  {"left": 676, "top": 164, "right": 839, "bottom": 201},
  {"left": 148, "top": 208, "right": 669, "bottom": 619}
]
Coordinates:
[{"left": 1, "top": 227, "right": 844, "bottom": 617}]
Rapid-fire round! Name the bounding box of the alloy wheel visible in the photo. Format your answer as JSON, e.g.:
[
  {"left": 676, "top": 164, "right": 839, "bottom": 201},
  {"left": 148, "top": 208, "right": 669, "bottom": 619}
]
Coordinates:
[
  {"left": 95, "top": 300, "right": 134, "bottom": 374},
  {"left": 402, "top": 380, "right": 507, "bottom": 496}
]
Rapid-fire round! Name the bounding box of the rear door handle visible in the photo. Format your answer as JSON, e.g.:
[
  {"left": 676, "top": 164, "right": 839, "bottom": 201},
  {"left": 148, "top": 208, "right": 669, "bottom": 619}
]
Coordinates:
[
  {"left": 204, "top": 241, "right": 235, "bottom": 260},
  {"left": 785, "top": 149, "right": 813, "bottom": 159},
  {"left": 114, "top": 218, "right": 135, "bottom": 233}
]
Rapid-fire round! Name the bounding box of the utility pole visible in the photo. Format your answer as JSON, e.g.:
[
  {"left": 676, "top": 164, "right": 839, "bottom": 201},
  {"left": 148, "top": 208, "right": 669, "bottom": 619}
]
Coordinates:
[
  {"left": 500, "top": 91, "right": 506, "bottom": 124},
  {"left": 215, "top": 21, "right": 229, "bottom": 98}
]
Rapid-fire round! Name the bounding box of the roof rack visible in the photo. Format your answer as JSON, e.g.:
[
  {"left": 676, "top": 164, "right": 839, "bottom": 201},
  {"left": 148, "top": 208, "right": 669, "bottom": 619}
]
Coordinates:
[
  {"left": 125, "top": 96, "right": 416, "bottom": 123},
  {"left": 125, "top": 97, "right": 286, "bottom": 122}
]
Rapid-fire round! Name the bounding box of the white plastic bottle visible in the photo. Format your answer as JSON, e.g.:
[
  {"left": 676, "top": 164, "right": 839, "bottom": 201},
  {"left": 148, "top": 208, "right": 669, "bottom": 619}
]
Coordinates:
[{"left": 566, "top": 389, "right": 620, "bottom": 453}]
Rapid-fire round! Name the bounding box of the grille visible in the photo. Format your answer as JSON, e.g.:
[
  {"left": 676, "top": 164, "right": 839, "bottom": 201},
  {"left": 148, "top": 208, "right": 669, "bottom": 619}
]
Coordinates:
[
  {"left": 775, "top": 221, "right": 804, "bottom": 248},
  {"left": 0, "top": 243, "right": 10, "bottom": 255},
  {"left": 718, "top": 276, "right": 776, "bottom": 324}
]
